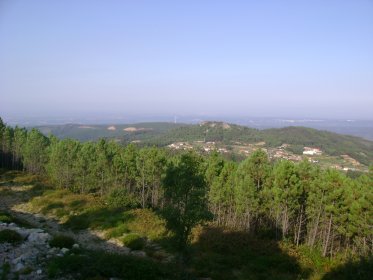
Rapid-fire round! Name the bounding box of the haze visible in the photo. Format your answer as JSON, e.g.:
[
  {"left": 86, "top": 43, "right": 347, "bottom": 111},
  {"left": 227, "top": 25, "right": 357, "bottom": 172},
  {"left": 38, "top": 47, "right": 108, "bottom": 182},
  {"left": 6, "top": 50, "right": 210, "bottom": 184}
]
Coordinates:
[{"left": 1, "top": 0, "right": 373, "bottom": 121}]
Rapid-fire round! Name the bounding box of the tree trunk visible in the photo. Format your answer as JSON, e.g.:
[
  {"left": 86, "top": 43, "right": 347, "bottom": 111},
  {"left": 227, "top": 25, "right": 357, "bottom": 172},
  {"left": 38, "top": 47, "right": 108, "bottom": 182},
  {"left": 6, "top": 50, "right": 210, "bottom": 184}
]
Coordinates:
[{"left": 323, "top": 214, "right": 333, "bottom": 257}]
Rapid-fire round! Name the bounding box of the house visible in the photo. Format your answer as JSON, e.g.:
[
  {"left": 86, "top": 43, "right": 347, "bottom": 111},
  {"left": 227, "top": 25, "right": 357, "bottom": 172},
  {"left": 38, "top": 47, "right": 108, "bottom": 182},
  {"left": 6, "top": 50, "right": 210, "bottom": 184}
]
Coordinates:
[{"left": 303, "top": 147, "right": 322, "bottom": 156}]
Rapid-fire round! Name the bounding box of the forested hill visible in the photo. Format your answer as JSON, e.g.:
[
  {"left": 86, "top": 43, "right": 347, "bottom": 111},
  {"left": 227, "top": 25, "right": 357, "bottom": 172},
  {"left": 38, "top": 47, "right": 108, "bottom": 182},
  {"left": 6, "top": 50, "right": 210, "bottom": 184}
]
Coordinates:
[
  {"left": 33, "top": 121, "right": 373, "bottom": 165},
  {"left": 148, "top": 122, "right": 373, "bottom": 165},
  {"left": 262, "top": 126, "right": 373, "bottom": 163},
  {"left": 35, "top": 123, "right": 185, "bottom": 142}
]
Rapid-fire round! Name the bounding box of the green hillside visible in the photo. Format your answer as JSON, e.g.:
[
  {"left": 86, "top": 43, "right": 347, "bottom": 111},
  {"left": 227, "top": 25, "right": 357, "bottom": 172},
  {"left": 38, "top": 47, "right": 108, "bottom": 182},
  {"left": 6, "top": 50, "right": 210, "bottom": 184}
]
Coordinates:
[
  {"left": 262, "top": 126, "right": 373, "bottom": 165},
  {"left": 34, "top": 121, "right": 373, "bottom": 166},
  {"left": 146, "top": 122, "right": 373, "bottom": 165}
]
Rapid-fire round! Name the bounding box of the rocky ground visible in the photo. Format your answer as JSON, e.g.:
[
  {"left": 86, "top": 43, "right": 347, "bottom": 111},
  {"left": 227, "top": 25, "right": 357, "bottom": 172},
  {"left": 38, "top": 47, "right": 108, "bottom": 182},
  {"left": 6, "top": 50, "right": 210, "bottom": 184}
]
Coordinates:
[
  {"left": 0, "top": 221, "right": 74, "bottom": 279},
  {"left": 0, "top": 177, "right": 174, "bottom": 279}
]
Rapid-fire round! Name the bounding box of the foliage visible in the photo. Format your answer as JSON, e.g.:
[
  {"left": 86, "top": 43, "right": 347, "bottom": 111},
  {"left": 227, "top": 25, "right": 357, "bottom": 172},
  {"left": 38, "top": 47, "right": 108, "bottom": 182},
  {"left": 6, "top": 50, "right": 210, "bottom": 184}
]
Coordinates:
[
  {"left": 47, "top": 250, "right": 177, "bottom": 280},
  {"left": 105, "top": 188, "right": 140, "bottom": 209},
  {"left": 0, "top": 212, "right": 13, "bottom": 223},
  {"left": 121, "top": 233, "right": 145, "bottom": 250},
  {"left": 1, "top": 117, "right": 372, "bottom": 278},
  {"left": 0, "top": 229, "right": 23, "bottom": 244},
  {"left": 162, "top": 151, "right": 212, "bottom": 251},
  {"left": 322, "top": 256, "right": 373, "bottom": 280},
  {"left": 49, "top": 235, "right": 75, "bottom": 249}
]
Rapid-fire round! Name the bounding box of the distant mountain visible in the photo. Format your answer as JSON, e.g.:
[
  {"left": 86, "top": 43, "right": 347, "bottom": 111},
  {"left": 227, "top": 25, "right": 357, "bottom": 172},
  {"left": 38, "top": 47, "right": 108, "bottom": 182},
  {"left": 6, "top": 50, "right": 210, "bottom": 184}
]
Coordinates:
[{"left": 34, "top": 121, "right": 373, "bottom": 166}]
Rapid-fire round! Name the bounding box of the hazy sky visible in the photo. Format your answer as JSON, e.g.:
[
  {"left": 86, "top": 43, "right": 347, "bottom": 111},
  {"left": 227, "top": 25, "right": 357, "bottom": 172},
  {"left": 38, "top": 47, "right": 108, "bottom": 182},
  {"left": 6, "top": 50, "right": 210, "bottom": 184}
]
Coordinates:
[{"left": 1, "top": 0, "right": 373, "bottom": 121}]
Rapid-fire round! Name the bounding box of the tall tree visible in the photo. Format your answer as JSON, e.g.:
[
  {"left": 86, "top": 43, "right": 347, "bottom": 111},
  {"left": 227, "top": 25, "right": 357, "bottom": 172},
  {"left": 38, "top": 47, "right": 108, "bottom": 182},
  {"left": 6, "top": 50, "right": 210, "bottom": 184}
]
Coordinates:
[
  {"left": 22, "top": 129, "right": 49, "bottom": 174},
  {"left": 162, "top": 151, "right": 212, "bottom": 251}
]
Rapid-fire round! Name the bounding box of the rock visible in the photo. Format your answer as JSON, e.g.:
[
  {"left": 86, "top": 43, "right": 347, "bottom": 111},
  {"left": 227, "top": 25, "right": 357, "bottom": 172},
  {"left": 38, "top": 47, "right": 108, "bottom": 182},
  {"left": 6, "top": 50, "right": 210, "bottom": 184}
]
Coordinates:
[
  {"left": 12, "top": 256, "right": 22, "bottom": 265},
  {"left": 72, "top": 243, "right": 79, "bottom": 249},
  {"left": 61, "top": 248, "right": 69, "bottom": 254},
  {"left": 27, "top": 232, "right": 50, "bottom": 243},
  {"left": 37, "top": 269, "right": 42, "bottom": 275},
  {"left": 14, "top": 262, "right": 25, "bottom": 272},
  {"left": 30, "top": 228, "right": 44, "bottom": 233},
  {"left": 130, "top": 250, "right": 146, "bottom": 258},
  {"left": 48, "top": 248, "right": 58, "bottom": 254}
]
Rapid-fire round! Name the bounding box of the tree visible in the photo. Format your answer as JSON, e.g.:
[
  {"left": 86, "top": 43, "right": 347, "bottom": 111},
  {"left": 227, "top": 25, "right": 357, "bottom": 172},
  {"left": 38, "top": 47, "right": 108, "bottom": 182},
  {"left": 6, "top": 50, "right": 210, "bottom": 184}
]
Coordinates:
[
  {"left": 47, "top": 137, "right": 80, "bottom": 190},
  {"left": 22, "top": 129, "right": 49, "bottom": 174},
  {"left": 209, "top": 161, "right": 237, "bottom": 227},
  {"left": 269, "top": 160, "right": 301, "bottom": 239},
  {"left": 162, "top": 151, "right": 212, "bottom": 252}
]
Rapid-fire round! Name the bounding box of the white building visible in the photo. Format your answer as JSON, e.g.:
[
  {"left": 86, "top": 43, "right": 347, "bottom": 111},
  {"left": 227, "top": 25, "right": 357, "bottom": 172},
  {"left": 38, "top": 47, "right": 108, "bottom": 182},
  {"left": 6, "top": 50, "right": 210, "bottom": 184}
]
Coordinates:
[{"left": 303, "top": 147, "right": 322, "bottom": 156}]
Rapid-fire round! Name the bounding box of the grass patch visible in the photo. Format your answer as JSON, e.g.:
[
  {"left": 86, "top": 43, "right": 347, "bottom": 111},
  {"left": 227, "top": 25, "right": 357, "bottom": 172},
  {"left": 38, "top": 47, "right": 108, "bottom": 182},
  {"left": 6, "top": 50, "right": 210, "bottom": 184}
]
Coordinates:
[
  {"left": 105, "top": 223, "right": 130, "bottom": 239},
  {"left": 0, "top": 229, "right": 23, "bottom": 244},
  {"left": 121, "top": 233, "right": 145, "bottom": 250},
  {"left": 28, "top": 188, "right": 167, "bottom": 244},
  {"left": 29, "top": 189, "right": 96, "bottom": 220},
  {"left": 64, "top": 206, "right": 167, "bottom": 241},
  {"left": 47, "top": 250, "right": 177, "bottom": 280},
  {"left": 49, "top": 235, "right": 75, "bottom": 249}
]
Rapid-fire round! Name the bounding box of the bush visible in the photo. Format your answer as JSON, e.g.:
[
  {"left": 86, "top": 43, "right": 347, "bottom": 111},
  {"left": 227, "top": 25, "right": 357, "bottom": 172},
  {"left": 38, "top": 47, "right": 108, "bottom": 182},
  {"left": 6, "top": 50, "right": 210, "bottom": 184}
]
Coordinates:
[
  {"left": 47, "top": 250, "right": 176, "bottom": 279},
  {"left": 0, "top": 212, "right": 13, "bottom": 223},
  {"left": 105, "top": 188, "right": 139, "bottom": 209},
  {"left": 49, "top": 235, "right": 75, "bottom": 249},
  {"left": 0, "top": 229, "right": 23, "bottom": 244},
  {"left": 122, "top": 233, "right": 145, "bottom": 250},
  {"left": 105, "top": 224, "right": 130, "bottom": 239}
]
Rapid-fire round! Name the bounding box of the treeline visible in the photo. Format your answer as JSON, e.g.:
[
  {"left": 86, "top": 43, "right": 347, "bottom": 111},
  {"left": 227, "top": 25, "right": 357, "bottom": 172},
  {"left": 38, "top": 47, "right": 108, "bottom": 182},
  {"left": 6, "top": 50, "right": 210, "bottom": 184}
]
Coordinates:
[{"left": 0, "top": 118, "right": 372, "bottom": 258}]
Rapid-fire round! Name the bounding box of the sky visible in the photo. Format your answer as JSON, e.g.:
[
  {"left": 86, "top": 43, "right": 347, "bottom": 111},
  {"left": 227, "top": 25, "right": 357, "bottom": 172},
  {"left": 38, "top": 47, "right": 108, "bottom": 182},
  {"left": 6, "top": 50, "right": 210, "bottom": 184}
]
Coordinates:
[{"left": 1, "top": 0, "right": 373, "bottom": 122}]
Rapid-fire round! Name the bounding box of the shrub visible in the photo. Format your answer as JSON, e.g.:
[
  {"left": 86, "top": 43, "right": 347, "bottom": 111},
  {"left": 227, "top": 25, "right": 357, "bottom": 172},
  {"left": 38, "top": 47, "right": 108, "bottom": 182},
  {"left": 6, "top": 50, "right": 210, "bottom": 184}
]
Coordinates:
[
  {"left": 122, "top": 233, "right": 145, "bottom": 250},
  {"left": 105, "top": 224, "right": 130, "bottom": 239},
  {"left": 105, "top": 188, "right": 139, "bottom": 209},
  {"left": 47, "top": 250, "right": 176, "bottom": 279},
  {"left": 0, "top": 212, "right": 13, "bottom": 223},
  {"left": 0, "top": 229, "right": 23, "bottom": 244},
  {"left": 49, "top": 235, "right": 75, "bottom": 249}
]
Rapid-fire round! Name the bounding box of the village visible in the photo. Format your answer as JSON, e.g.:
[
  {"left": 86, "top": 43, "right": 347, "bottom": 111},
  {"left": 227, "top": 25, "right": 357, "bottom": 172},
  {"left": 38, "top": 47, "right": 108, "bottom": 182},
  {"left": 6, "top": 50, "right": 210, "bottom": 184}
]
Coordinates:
[{"left": 167, "top": 141, "right": 367, "bottom": 172}]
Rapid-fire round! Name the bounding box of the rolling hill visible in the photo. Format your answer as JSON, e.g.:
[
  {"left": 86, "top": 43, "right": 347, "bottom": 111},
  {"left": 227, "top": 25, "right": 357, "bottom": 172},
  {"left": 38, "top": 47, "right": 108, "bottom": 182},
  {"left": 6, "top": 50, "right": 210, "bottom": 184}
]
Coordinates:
[{"left": 34, "top": 121, "right": 373, "bottom": 166}]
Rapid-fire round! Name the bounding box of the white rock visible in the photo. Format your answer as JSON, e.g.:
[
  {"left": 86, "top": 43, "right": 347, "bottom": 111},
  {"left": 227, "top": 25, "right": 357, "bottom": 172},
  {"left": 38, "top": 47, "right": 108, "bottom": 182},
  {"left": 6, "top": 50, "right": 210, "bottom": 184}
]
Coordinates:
[
  {"left": 130, "top": 250, "right": 146, "bottom": 258},
  {"left": 27, "top": 232, "right": 50, "bottom": 243},
  {"left": 14, "top": 262, "right": 25, "bottom": 272},
  {"left": 61, "top": 248, "right": 69, "bottom": 254},
  {"left": 37, "top": 269, "right": 42, "bottom": 275},
  {"left": 12, "top": 257, "right": 22, "bottom": 265},
  {"left": 72, "top": 243, "right": 79, "bottom": 249}
]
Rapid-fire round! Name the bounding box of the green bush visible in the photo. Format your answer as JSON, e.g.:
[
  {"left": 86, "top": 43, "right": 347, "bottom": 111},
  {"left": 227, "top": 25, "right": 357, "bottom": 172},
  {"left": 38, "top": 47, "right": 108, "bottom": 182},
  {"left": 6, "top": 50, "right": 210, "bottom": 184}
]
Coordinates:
[
  {"left": 0, "top": 229, "right": 23, "bottom": 244},
  {"left": 122, "top": 233, "right": 145, "bottom": 250},
  {"left": 105, "top": 188, "right": 139, "bottom": 209},
  {"left": 105, "top": 223, "right": 130, "bottom": 239},
  {"left": 49, "top": 235, "right": 75, "bottom": 249},
  {"left": 0, "top": 212, "right": 13, "bottom": 223}
]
